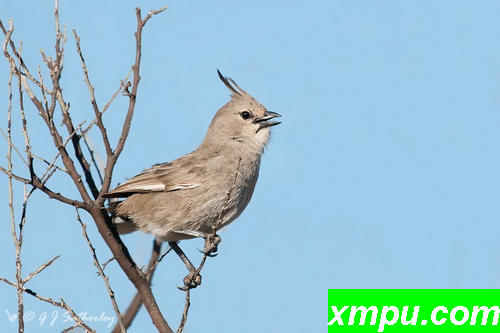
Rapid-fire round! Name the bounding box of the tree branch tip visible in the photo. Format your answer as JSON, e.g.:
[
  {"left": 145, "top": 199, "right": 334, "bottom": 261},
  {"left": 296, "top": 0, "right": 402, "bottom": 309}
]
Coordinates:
[{"left": 149, "top": 5, "right": 169, "bottom": 16}]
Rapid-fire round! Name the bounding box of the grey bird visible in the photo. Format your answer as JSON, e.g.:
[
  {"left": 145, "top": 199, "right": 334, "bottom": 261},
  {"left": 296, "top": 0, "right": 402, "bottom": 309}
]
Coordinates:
[{"left": 104, "top": 70, "right": 280, "bottom": 243}]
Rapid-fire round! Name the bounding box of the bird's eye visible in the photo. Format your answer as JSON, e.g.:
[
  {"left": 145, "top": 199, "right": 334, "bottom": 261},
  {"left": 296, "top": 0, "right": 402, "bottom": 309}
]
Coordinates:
[{"left": 240, "top": 111, "right": 251, "bottom": 120}]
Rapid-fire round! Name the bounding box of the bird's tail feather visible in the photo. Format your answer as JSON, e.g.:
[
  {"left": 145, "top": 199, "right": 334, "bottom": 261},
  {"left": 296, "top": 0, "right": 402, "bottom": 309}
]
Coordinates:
[
  {"left": 113, "top": 216, "right": 138, "bottom": 234},
  {"left": 107, "top": 200, "right": 138, "bottom": 235}
]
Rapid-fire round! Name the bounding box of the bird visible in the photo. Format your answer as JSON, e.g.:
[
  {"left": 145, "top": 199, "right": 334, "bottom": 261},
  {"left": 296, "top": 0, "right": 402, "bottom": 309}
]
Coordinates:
[{"left": 103, "top": 70, "right": 281, "bottom": 245}]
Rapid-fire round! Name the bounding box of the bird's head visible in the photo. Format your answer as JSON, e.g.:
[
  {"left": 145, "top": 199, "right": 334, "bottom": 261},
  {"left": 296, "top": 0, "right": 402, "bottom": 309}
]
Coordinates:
[{"left": 202, "top": 70, "right": 281, "bottom": 153}]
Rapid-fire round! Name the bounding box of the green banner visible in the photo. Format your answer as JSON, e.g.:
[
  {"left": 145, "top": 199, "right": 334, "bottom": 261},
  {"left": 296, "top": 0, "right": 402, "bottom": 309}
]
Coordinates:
[{"left": 328, "top": 289, "right": 500, "bottom": 332}]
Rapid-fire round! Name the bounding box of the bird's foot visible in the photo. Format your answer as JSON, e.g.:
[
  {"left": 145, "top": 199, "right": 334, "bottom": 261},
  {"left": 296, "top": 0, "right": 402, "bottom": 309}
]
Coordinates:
[
  {"left": 200, "top": 233, "right": 221, "bottom": 257},
  {"left": 178, "top": 271, "right": 202, "bottom": 291}
]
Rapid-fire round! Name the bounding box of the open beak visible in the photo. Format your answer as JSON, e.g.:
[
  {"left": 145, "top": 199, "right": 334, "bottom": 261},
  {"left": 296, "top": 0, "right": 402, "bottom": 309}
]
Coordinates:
[{"left": 254, "top": 111, "right": 281, "bottom": 132}]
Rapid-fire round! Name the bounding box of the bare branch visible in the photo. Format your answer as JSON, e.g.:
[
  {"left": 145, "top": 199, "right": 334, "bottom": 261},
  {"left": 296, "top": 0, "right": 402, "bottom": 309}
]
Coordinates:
[
  {"left": 102, "top": 71, "right": 133, "bottom": 114},
  {"left": 3, "top": 4, "right": 174, "bottom": 333},
  {"left": 0, "top": 278, "right": 95, "bottom": 332},
  {"left": 101, "top": 257, "right": 115, "bottom": 271},
  {"left": 0, "top": 167, "right": 29, "bottom": 183},
  {"left": 32, "top": 152, "right": 67, "bottom": 174},
  {"left": 73, "top": 29, "right": 112, "bottom": 157},
  {"left": 0, "top": 125, "right": 27, "bottom": 165},
  {"left": 21, "top": 75, "right": 93, "bottom": 204},
  {"left": 81, "top": 69, "right": 132, "bottom": 136},
  {"left": 100, "top": 6, "right": 168, "bottom": 198},
  {"left": 45, "top": 4, "right": 100, "bottom": 200},
  {"left": 0, "top": 20, "right": 47, "bottom": 91},
  {"left": 2, "top": 18, "right": 15, "bottom": 65},
  {"left": 76, "top": 208, "right": 126, "bottom": 333},
  {"left": 16, "top": 46, "right": 34, "bottom": 179},
  {"left": 0, "top": 114, "right": 87, "bottom": 211},
  {"left": 38, "top": 120, "right": 86, "bottom": 182},
  {"left": 177, "top": 290, "right": 190, "bottom": 333},
  {"left": 81, "top": 134, "right": 104, "bottom": 184},
  {"left": 5, "top": 2, "right": 96, "bottom": 203},
  {"left": 0, "top": 127, "right": 68, "bottom": 173},
  {"left": 5, "top": 39, "right": 25, "bottom": 331},
  {"left": 37, "top": 66, "right": 50, "bottom": 109},
  {"left": 56, "top": 88, "right": 101, "bottom": 200},
  {"left": 30, "top": 173, "right": 87, "bottom": 207},
  {"left": 145, "top": 245, "right": 172, "bottom": 277},
  {"left": 112, "top": 239, "right": 164, "bottom": 332},
  {"left": 142, "top": 6, "right": 169, "bottom": 26},
  {"left": 61, "top": 323, "right": 79, "bottom": 333},
  {"left": 23, "top": 255, "right": 60, "bottom": 284},
  {"left": 0, "top": 166, "right": 87, "bottom": 208}
]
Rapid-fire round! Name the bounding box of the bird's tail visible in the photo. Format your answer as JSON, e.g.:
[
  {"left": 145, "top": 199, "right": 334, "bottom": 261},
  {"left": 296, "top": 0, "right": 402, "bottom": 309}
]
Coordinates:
[{"left": 107, "top": 200, "right": 138, "bottom": 235}]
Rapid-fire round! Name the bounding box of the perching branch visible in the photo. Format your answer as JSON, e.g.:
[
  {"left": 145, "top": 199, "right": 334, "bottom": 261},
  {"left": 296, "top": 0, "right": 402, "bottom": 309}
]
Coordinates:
[
  {"left": 76, "top": 208, "right": 126, "bottom": 333},
  {"left": 112, "top": 239, "right": 165, "bottom": 333}
]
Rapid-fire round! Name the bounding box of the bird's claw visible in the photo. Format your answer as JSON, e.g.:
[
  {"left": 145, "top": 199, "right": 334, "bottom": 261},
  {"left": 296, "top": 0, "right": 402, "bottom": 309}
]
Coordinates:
[
  {"left": 178, "top": 271, "right": 202, "bottom": 291},
  {"left": 200, "top": 233, "right": 221, "bottom": 256}
]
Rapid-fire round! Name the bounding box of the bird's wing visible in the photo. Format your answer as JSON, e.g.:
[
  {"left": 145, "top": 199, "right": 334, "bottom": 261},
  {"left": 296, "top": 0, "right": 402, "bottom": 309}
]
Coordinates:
[{"left": 103, "top": 153, "right": 202, "bottom": 198}]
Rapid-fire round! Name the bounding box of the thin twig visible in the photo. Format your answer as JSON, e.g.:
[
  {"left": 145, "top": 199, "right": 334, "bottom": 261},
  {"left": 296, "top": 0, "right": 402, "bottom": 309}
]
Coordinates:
[
  {"left": 177, "top": 290, "right": 190, "bottom": 333},
  {"left": 61, "top": 323, "right": 79, "bottom": 333},
  {"left": 80, "top": 70, "right": 132, "bottom": 136},
  {"left": 100, "top": 5, "right": 168, "bottom": 197},
  {"left": 142, "top": 6, "right": 169, "bottom": 25},
  {"left": 0, "top": 19, "right": 48, "bottom": 92},
  {"left": 23, "top": 255, "right": 60, "bottom": 284},
  {"left": 101, "top": 257, "right": 115, "bottom": 271},
  {"left": 38, "top": 120, "right": 86, "bottom": 183},
  {"left": 0, "top": 128, "right": 27, "bottom": 165},
  {"left": 75, "top": 208, "right": 126, "bottom": 333},
  {"left": 5, "top": 37, "right": 25, "bottom": 332},
  {"left": 81, "top": 134, "right": 104, "bottom": 185},
  {"left": 17, "top": 32, "right": 92, "bottom": 206},
  {"left": 73, "top": 29, "right": 112, "bottom": 157},
  {"left": 112, "top": 239, "right": 164, "bottom": 332},
  {"left": 0, "top": 128, "right": 68, "bottom": 173},
  {"left": 146, "top": 246, "right": 172, "bottom": 278},
  {"left": 48, "top": 3, "right": 100, "bottom": 200},
  {"left": 0, "top": 278, "right": 95, "bottom": 332},
  {"left": 0, "top": 116, "right": 89, "bottom": 209},
  {"left": 102, "top": 71, "right": 133, "bottom": 114},
  {"left": 37, "top": 66, "right": 50, "bottom": 110},
  {"left": 0, "top": 167, "right": 30, "bottom": 183},
  {"left": 16, "top": 46, "right": 34, "bottom": 182}
]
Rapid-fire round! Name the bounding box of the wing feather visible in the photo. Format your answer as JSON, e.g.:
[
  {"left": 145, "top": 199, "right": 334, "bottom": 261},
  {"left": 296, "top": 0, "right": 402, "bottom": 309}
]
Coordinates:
[{"left": 103, "top": 153, "right": 202, "bottom": 198}]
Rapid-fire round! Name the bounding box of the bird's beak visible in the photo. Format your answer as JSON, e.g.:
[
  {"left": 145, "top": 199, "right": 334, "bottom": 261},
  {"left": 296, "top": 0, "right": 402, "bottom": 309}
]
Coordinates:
[{"left": 254, "top": 111, "right": 281, "bottom": 132}]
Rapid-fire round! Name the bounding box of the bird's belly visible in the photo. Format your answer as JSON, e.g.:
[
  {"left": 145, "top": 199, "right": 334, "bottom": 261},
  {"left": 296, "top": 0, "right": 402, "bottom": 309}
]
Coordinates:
[{"left": 123, "top": 164, "right": 259, "bottom": 242}]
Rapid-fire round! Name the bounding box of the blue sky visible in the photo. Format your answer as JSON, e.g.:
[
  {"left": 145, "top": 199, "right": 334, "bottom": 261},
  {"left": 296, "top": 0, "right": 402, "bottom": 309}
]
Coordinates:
[{"left": 1, "top": 0, "right": 500, "bottom": 332}]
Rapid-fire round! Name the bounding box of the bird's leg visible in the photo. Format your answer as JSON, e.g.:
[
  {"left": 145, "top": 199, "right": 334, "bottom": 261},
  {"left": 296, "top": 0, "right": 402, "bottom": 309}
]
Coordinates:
[
  {"left": 171, "top": 229, "right": 222, "bottom": 257},
  {"left": 168, "top": 242, "right": 202, "bottom": 290},
  {"left": 201, "top": 233, "right": 221, "bottom": 257}
]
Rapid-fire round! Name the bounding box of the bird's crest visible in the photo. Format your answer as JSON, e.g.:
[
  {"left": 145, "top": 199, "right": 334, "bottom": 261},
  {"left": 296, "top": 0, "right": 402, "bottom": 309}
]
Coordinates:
[{"left": 217, "top": 69, "right": 247, "bottom": 97}]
